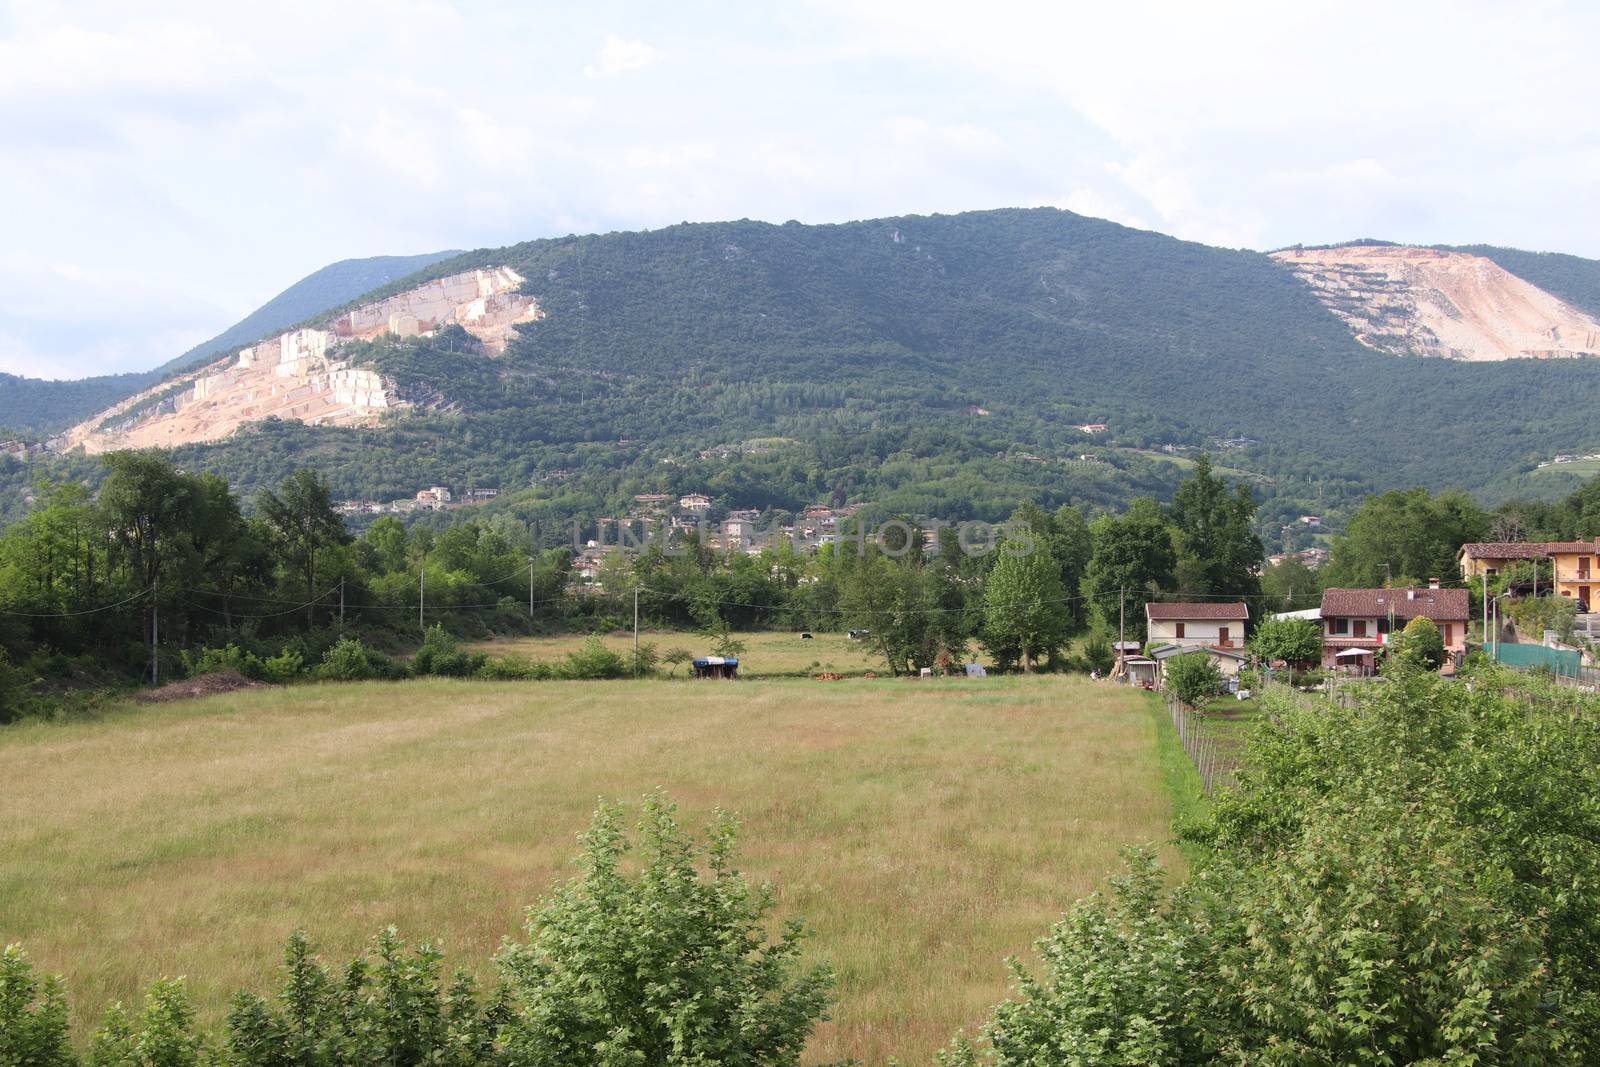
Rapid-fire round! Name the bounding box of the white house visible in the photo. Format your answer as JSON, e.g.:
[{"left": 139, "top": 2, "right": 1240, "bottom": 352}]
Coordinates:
[{"left": 1145, "top": 602, "right": 1248, "bottom": 650}]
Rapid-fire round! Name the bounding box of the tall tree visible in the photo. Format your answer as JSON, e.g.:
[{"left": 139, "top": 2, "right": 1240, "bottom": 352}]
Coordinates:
[
  {"left": 1325, "top": 488, "right": 1488, "bottom": 587},
  {"left": 99, "top": 450, "right": 201, "bottom": 669},
  {"left": 1081, "top": 498, "right": 1177, "bottom": 640},
  {"left": 259, "top": 469, "right": 350, "bottom": 626},
  {"left": 982, "top": 544, "right": 1068, "bottom": 672},
  {"left": 1052, "top": 504, "right": 1094, "bottom": 631},
  {"left": 1168, "top": 454, "right": 1263, "bottom": 602},
  {"left": 1260, "top": 556, "right": 1322, "bottom": 613}
]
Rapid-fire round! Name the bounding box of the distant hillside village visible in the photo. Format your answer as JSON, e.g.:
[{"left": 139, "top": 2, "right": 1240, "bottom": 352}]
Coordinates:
[
  {"left": 571, "top": 495, "right": 870, "bottom": 585},
  {"left": 337, "top": 485, "right": 499, "bottom": 515}
]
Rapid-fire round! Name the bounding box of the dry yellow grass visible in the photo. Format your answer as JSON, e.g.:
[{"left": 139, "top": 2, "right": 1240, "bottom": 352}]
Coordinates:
[
  {"left": 470, "top": 627, "right": 886, "bottom": 676},
  {"left": 0, "top": 673, "right": 1178, "bottom": 1065}
]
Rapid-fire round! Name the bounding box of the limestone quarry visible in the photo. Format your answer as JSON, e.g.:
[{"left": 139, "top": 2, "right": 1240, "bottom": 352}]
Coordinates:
[
  {"left": 1271, "top": 245, "right": 1600, "bottom": 361},
  {"left": 63, "top": 268, "right": 540, "bottom": 453}
]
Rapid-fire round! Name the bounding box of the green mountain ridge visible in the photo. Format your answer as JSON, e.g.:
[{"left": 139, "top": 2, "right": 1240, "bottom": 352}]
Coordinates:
[
  {"left": 0, "top": 250, "right": 459, "bottom": 437},
  {"left": 7, "top": 209, "right": 1600, "bottom": 539}
]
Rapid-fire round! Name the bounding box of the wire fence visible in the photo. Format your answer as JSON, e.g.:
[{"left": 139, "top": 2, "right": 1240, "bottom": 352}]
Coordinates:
[{"left": 1165, "top": 689, "right": 1250, "bottom": 795}]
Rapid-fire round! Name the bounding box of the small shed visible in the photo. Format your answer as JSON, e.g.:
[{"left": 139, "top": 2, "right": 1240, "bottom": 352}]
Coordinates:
[
  {"left": 691, "top": 656, "right": 739, "bottom": 679},
  {"left": 1121, "top": 656, "right": 1159, "bottom": 687}
]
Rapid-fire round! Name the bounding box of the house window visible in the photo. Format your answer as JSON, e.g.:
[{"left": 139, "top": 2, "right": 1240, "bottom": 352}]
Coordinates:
[
  {"left": 1218, "top": 626, "right": 1230, "bottom": 646},
  {"left": 1581, "top": 557, "right": 1593, "bottom": 579},
  {"left": 1174, "top": 622, "right": 1185, "bottom": 639},
  {"left": 1353, "top": 620, "right": 1367, "bottom": 638},
  {"left": 1329, "top": 618, "right": 1349, "bottom": 635},
  {"left": 1441, "top": 623, "right": 1453, "bottom": 644}
]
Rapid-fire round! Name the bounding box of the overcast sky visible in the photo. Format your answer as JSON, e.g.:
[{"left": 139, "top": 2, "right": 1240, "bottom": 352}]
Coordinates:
[{"left": 4, "top": 0, "right": 1597, "bottom": 379}]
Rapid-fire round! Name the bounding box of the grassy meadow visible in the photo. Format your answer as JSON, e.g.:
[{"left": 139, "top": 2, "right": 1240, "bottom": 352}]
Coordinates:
[
  {"left": 471, "top": 627, "right": 889, "bottom": 676},
  {"left": 0, "top": 672, "right": 1184, "bottom": 1065}
]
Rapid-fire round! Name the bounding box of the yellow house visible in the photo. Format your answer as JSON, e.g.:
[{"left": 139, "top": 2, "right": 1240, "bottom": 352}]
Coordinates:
[
  {"left": 1457, "top": 541, "right": 1554, "bottom": 579},
  {"left": 1547, "top": 539, "right": 1600, "bottom": 611}
]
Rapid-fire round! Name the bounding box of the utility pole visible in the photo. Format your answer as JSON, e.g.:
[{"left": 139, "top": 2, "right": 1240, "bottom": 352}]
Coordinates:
[
  {"left": 1118, "top": 585, "right": 1126, "bottom": 676},
  {"left": 419, "top": 566, "right": 425, "bottom": 634},
  {"left": 338, "top": 576, "right": 345, "bottom": 628},
  {"left": 633, "top": 585, "right": 641, "bottom": 673},
  {"left": 529, "top": 558, "right": 536, "bottom": 619},
  {"left": 150, "top": 582, "right": 158, "bottom": 686}
]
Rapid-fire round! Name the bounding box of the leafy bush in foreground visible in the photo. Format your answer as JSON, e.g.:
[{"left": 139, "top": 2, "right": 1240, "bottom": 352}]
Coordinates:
[
  {"left": 496, "top": 795, "right": 835, "bottom": 1065},
  {"left": 0, "top": 945, "right": 74, "bottom": 1066},
  {"left": 5, "top": 797, "right": 833, "bottom": 1066},
  {"left": 946, "top": 664, "right": 1600, "bottom": 1064}
]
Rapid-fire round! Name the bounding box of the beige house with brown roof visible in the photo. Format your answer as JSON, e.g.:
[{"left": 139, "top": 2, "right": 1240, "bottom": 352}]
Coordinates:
[{"left": 1145, "top": 602, "right": 1248, "bottom": 649}]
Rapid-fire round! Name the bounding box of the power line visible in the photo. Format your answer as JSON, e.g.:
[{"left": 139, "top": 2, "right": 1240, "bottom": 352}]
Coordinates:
[{"left": 0, "top": 587, "right": 149, "bottom": 619}]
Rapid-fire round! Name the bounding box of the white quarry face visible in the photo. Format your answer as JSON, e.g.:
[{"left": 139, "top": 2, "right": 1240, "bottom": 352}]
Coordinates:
[
  {"left": 63, "top": 266, "right": 542, "bottom": 453},
  {"left": 1271, "top": 245, "right": 1600, "bottom": 361}
]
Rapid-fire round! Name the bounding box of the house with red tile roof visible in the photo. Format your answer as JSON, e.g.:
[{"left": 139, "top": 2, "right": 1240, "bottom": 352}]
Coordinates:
[{"left": 1320, "top": 584, "right": 1469, "bottom": 670}]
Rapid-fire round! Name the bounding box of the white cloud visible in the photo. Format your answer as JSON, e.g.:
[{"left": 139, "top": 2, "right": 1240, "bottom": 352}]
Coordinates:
[
  {"left": 1, "top": 1, "right": 1597, "bottom": 380},
  {"left": 583, "top": 34, "right": 664, "bottom": 78}
]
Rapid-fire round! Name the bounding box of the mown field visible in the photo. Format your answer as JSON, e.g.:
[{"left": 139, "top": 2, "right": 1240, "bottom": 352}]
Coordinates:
[{"left": 0, "top": 672, "right": 1182, "bottom": 1065}]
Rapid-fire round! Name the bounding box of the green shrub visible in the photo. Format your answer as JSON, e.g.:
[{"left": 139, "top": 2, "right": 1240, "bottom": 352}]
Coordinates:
[
  {"left": 558, "top": 636, "right": 627, "bottom": 680},
  {"left": 626, "top": 641, "right": 659, "bottom": 678},
  {"left": 259, "top": 648, "right": 306, "bottom": 685},
  {"left": 1164, "top": 650, "right": 1222, "bottom": 707},
  {"left": 475, "top": 654, "right": 555, "bottom": 681},
  {"left": 1393, "top": 616, "right": 1445, "bottom": 670},
  {"left": 224, "top": 929, "right": 494, "bottom": 1066},
  {"left": 661, "top": 647, "right": 694, "bottom": 677},
  {"left": 0, "top": 945, "right": 74, "bottom": 1066},
  {"left": 951, "top": 672, "right": 1600, "bottom": 1064},
  {"left": 88, "top": 978, "right": 207, "bottom": 1066},
  {"left": 0, "top": 649, "right": 30, "bottom": 725},
  {"left": 496, "top": 796, "right": 835, "bottom": 1064},
  {"left": 411, "top": 625, "right": 485, "bottom": 678},
  {"left": 315, "top": 638, "right": 401, "bottom": 682},
  {"left": 183, "top": 643, "right": 267, "bottom": 681},
  {"left": 1078, "top": 631, "right": 1114, "bottom": 675}
]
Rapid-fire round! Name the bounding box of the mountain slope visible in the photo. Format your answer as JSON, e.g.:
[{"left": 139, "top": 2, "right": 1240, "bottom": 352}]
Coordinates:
[
  {"left": 0, "top": 250, "right": 459, "bottom": 437},
  {"left": 153, "top": 250, "right": 462, "bottom": 377},
  {"left": 14, "top": 209, "right": 1600, "bottom": 536},
  {"left": 1440, "top": 244, "right": 1600, "bottom": 319}
]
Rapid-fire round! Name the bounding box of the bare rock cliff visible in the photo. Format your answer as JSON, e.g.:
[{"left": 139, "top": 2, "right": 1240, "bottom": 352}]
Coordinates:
[
  {"left": 63, "top": 268, "right": 540, "bottom": 453},
  {"left": 1272, "top": 245, "right": 1600, "bottom": 361}
]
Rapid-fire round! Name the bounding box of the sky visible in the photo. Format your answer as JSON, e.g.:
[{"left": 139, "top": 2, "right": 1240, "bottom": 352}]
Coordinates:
[{"left": 3, "top": 0, "right": 1598, "bottom": 380}]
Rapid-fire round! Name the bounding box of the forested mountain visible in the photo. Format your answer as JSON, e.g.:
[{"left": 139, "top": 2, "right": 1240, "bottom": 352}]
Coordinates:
[
  {"left": 7, "top": 209, "right": 1600, "bottom": 539},
  {"left": 155, "top": 250, "right": 462, "bottom": 377},
  {"left": 0, "top": 250, "right": 458, "bottom": 437}
]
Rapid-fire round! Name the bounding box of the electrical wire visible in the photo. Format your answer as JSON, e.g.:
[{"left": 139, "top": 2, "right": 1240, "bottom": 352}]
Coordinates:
[{"left": 0, "top": 586, "right": 150, "bottom": 618}]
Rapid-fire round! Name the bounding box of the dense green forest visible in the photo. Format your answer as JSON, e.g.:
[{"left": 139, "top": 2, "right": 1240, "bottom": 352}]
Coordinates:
[{"left": 6, "top": 208, "right": 1600, "bottom": 535}]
